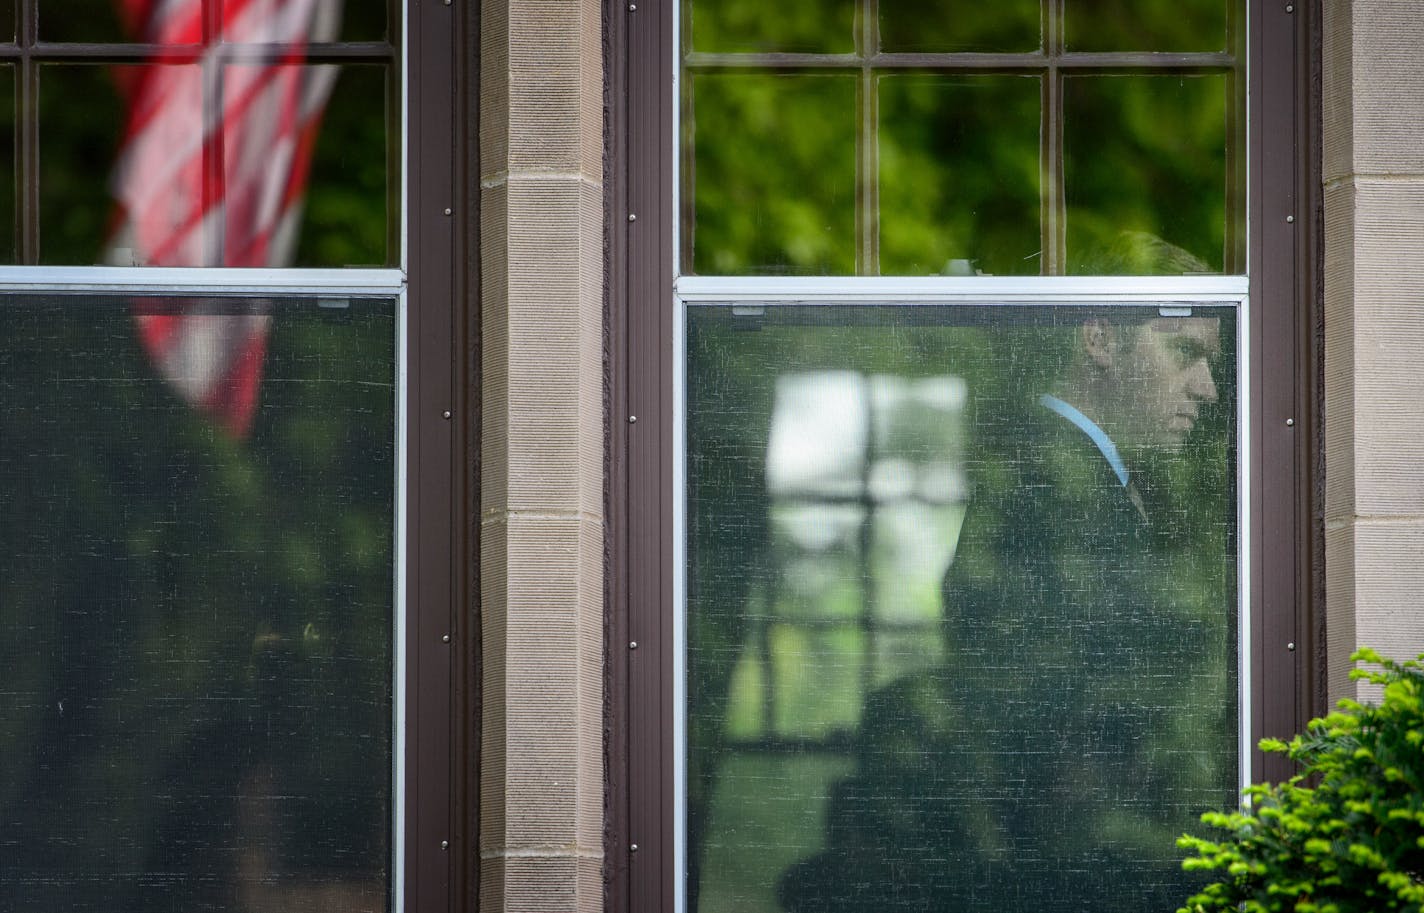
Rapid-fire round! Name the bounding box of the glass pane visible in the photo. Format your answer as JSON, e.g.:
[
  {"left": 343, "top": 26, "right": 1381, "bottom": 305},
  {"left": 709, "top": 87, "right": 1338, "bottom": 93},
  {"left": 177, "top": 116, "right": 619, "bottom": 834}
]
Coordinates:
[
  {"left": 0, "top": 294, "right": 396, "bottom": 911},
  {"left": 39, "top": 0, "right": 379, "bottom": 44},
  {"left": 879, "top": 0, "right": 1040, "bottom": 53},
  {"left": 39, "top": 60, "right": 392, "bottom": 266},
  {"left": 39, "top": 0, "right": 200, "bottom": 43},
  {"left": 231, "top": 63, "right": 390, "bottom": 267},
  {"left": 878, "top": 75, "right": 1041, "bottom": 276},
  {"left": 1065, "top": 75, "right": 1231, "bottom": 275},
  {"left": 687, "top": 304, "right": 1238, "bottom": 913},
  {"left": 222, "top": 0, "right": 391, "bottom": 43},
  {"left": 0, "top": 0, "right": 12, "bottom": 43},
  {"left": 39, "top": 64, "right": 164, "bottom": 265},
  {"left": 336, "top": 0, "right": 391, "bottom": 42},
  {"left": 684, "top": 0, "right": 854, "bottom": 54},
  {"left": 686, "top": 72, "right": 856, "bottom": 276},
  {"left": 1065, "top": 0, "right": 1231, "bottom": 52}
]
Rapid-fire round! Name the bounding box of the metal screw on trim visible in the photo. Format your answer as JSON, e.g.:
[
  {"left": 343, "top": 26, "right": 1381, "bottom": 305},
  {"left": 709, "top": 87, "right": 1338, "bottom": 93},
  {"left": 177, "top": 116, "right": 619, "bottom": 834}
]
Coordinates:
[
  {"left": 444, "top": 207, "right": 453, "bottom": 216},
  {"left": 441, "top": 841, "right": 449, "bottom": 850},
  {"left": 629, "top": 3, "right": 636, "bottom": 9},
  {"left": 1288, "top": 642, "right": 1297, "bottom": 652},
  {"left": 1285, "top": 3, "right": 1293, "bottom": 10},
  {"left": 442, "top": 410, "right": 452, "bottom": 419},
  {"left": 628, "top": 213, "right": 637, "bottom": 222},
  {"left": 1286, "top": 418, "right": 1295, "bottom": 427},
  {"left": 1286, "top": 215, "right": 1295, "bottom": 223},
  {"left": 442, "top": 634, "right": 451, "bottom": 643},
  {"left": 630, "top": 641, "right": 638, "bottom": 649},
  {"left": 630, "top": 844, "right": 639, "bottom": 852},
  {"left": 628, "top": 415, "right": 638, "bottom": 424}
]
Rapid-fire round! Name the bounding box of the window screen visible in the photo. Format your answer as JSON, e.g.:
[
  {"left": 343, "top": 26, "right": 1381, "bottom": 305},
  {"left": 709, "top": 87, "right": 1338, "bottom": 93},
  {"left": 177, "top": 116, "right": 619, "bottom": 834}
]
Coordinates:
[
  {"left": 684, "top": 303, "right": 1239, "bottom": 913},
  {"left": 0, "top": 294, "right": 397, "bottom": 912}
]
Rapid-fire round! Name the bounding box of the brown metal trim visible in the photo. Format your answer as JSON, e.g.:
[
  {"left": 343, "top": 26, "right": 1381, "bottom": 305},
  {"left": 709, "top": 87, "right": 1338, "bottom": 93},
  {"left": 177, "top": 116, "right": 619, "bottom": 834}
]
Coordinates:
[
  {"left": 454, "top": 0, "right": 480, "bottom": 907},
  {"left": 611, "top": 0, "right": 674, "bottom": 910},
  {"left": 405, "top": 0, "right": 464, "bottom": 908},
  {"left": 1248, "top": 0, "right": 1313, "bottom": 784}
]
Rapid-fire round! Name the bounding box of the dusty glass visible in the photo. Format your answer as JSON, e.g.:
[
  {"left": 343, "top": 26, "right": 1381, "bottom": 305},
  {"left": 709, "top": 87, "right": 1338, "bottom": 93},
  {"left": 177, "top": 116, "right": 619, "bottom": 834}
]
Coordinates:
[
  {"left": 686, "top": 304, "right": 1239, "bottom": 913},
  {"left": 39, "top": 0, "right": 388, "bottom": 45},
  {"left": 878, "top": 74, "right": 1041, "bottom": 276},
  {"left": 878, "top": 0, "right": 1040, "bottom": 52},
  {"left": 37, "top": 61, "right": 388, "bottom": 267},
  {"left": 1065, "top": 0, "right": 1229, "bottom": 52},
  {"left": 1064, "top": 74, "right": 1231, "bottom": 274},
  {"left": 683, "top": 0, "right": 855, "bottom": 54},
  {"left": 0, "top": 294, "right": 396, "bottom": 912},
  {"left": 685, "top": 71, "right": 857, "bottom": 276}
]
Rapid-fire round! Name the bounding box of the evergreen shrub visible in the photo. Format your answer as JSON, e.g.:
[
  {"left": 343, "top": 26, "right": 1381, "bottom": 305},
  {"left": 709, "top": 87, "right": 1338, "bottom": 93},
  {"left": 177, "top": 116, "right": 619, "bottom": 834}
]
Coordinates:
[{"left": 1178, "top": 648, "right": 1424, "bottom": 913}]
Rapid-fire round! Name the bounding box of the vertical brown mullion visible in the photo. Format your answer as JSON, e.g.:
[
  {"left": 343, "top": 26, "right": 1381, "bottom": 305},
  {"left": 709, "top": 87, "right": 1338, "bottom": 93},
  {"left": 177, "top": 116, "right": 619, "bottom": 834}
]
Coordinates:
[
  {"left": 858, "top": 0, "right": 878, "bottom": 275},
  {"left": 1043, "top": 0, "right": 1063, "bottom": 275},
  {"left": 18, "top": 0, "right": 35, "bottom": 263},
  {"left": 1224, "top": 0, "right": 1248, "bottom": 273}
]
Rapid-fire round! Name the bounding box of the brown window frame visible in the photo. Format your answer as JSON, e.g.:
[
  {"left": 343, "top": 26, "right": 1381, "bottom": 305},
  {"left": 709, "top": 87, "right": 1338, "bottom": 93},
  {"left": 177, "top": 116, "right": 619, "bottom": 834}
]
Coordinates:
[{"left": 607, "top": 1, "right": 1322, "bottom": 911}]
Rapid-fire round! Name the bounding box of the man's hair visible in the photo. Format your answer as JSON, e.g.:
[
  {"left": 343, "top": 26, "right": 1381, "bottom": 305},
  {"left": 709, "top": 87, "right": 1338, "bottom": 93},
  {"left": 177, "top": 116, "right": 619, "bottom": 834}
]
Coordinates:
[{"left": 1083, "top": 231, "right": 1212, "bottom": 276}]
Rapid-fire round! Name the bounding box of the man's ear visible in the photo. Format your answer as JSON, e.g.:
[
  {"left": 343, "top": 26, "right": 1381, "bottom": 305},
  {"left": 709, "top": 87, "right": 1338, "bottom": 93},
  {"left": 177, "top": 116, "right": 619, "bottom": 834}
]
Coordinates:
[{"left": 1080, "top": 318, "right": 1116, "bottom": 369}]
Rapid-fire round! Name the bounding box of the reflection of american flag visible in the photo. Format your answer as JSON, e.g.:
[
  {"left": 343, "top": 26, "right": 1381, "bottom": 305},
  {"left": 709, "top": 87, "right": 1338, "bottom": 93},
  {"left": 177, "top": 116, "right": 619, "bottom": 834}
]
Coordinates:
[{"left": 113, "top": 0, "right": 342, "bottom": 437}]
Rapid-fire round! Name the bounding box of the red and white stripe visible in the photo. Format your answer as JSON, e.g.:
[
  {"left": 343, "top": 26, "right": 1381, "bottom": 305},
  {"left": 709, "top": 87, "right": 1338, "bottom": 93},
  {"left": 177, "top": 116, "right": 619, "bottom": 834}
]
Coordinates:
[{"left": 112, "top": 0, "right": 342, "bottom": 437}]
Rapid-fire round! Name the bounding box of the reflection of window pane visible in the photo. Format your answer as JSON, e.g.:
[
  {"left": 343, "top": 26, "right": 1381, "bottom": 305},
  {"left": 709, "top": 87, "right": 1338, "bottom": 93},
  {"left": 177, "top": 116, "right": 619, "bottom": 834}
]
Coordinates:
[
  {"left": 40, "top": 0, "right": 383, "bottom": 44},
  {"left": 687, "top": 305, "right": 1238, "bottom": 913},
  {"left": 39, "top": 0, "right": 194, "bottom": 43},
  {"left": 698, "top": 756, "right": 854, "bottom": 913},
  {"left": 0, "top": 296, "right": 395, "bottom": 912},
  {"left": 1065, "top": 0, "right": 1231, "bottom": 52},
  {"left": 879, "top": 75, "right": 1041, "bottom": 276},
  {"left": 770, "top": 623, "right": 866, "bottom": 737},
  {"left": 39, "top": 64, "right": 170, "bottom": 265},
  {"left": 237, "top": 64, "right": 391, "bottom": 267},
  {"left": 879, "top": 0, "right": 1040, "bottom": 53},
  {"left": 687, "top": 72, "right": 856, "bottom": 276},
  {"left": 683, "top": 0, "right": 854, "bottom": 54},
  {"left": 1065, "top": 75, "right": 1230, "bottom": 275},
  {"left": 38, "top": 61, "right": 390, "bottom": 267},
  {"left": 221, "top": 0, "right": 389, "bottom": 43}
]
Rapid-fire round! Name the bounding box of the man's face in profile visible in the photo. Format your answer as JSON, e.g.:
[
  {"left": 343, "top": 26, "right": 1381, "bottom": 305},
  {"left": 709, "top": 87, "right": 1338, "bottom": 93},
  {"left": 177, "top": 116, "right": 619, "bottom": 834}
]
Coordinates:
[{"left": 1107, "top": 316, "right": 1221, "bottom": 452}]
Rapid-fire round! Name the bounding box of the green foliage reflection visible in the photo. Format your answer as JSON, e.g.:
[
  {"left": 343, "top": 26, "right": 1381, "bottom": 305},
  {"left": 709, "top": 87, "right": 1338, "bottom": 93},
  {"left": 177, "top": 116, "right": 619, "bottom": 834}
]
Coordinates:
[{"left": 689, "top": 72, "right": 857, "bottom": 275}]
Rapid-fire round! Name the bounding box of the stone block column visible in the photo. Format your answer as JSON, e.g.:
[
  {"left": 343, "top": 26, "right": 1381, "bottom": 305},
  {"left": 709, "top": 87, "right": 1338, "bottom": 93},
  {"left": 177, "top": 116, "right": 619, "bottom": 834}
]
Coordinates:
[
  {"left": 479, "top": 0, "right": 604, "bottom": 909},
  {"left": 1324, "top": 0, "right": 1424, "bottom": 701}
]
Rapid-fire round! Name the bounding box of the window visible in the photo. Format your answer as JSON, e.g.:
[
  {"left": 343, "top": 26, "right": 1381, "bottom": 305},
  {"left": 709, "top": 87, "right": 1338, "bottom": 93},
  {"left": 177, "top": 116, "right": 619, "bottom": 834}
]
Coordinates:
[
  {"left": 0, "top": 1, "right": 464, "bottom": 910},
  {"left": 612, "top": 2, "right": 1311, "bottom": 912}
]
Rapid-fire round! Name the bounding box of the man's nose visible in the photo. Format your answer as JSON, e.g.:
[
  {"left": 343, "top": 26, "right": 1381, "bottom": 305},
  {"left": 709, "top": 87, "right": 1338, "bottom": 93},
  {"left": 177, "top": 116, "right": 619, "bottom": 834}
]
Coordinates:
[{"left": 1187, "top": 360, "right": 1218, "bottom": 403}]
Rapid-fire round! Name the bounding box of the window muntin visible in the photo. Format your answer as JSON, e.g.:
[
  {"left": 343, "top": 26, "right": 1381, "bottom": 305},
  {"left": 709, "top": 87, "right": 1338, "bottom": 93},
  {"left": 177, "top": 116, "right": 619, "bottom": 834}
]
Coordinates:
[{"left": 680, "top": 1, "right": 1244, "bottom": 277}]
